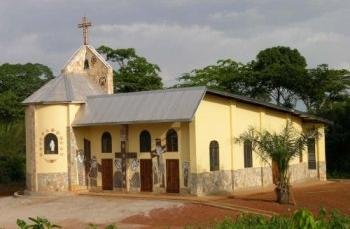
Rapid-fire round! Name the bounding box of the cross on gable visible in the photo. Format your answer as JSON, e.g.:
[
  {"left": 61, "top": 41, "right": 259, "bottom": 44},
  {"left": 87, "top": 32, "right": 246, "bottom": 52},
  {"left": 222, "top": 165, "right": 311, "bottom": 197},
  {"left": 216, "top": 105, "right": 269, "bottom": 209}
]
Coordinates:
[{"left": 78, "top": 16, "right": 92, "bottom": 45}]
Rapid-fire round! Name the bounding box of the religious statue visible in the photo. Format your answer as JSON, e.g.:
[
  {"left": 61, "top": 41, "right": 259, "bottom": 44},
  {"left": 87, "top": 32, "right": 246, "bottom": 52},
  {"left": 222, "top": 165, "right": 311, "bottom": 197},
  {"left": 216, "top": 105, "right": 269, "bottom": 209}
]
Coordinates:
[
  {"left": 49, "top": 139, "right": 55, "bottom": 152},
  {"left": 151, "top": 139, "right": 166, "bottom": 187}
]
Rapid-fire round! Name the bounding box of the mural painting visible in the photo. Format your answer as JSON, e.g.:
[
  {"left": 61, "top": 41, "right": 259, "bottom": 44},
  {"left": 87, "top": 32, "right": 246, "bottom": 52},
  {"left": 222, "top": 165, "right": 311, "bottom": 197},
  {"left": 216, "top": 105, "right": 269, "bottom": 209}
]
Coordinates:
[
  {"left": 75, "top": 149, "right": 86, "bottom": 186},
  {"left": 88, "top": 156, "right": 100, "bottom": 187},
  {"left": 183, "top": 161, "right": 190, "bottom": 187},
  {"left": 151, "top": 139, "right": 166, "bottom": 187},
  {"left": 129, "top": 158, "right": 140, "bottom": 191},
  {"left": 114, "top": 158, "right": 123, "bottom": 188}
]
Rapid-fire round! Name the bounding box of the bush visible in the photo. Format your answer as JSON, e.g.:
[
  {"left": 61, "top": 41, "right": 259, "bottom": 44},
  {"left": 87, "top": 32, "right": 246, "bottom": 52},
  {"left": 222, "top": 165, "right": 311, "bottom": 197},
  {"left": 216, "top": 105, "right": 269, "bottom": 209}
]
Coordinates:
[
  {"left": 0, "top": 153, "right": 25, "bottom": 184},
  {"left": 17, "top": 217, "right": 61, "bottom": 229},
  {"left": 214, "top": 209, "right": 350, "bottom": 229},
  {"left": 0, "top": 121, "right": 25, "bottom": 184}
]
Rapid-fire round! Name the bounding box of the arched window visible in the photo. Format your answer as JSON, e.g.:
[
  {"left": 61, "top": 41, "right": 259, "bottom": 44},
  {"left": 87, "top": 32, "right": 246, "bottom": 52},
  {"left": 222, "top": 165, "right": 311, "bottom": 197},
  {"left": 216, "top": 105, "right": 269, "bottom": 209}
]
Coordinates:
[
  {"left": 139, "top": 130, "right": 151, "bottom": 152},
  {"left": 166, "top": 129, "right": 178, "bottom": 152},
  {"left": 44, "top": 133, "right": 58, "bottom": 154},
  {"left": 209, "top": 140, "right": 219, "bottom": 171},
  {"left": 244, "top": 140, "right": 253, "bottom": 168},
  {"left": 101, "top": 132, "right": 112, "bottom": 153},
  {"left": 307, "top": 138, "right": 316, "bottom": 169},
  {"left": 84, "top": 59, "right": 89, "bottom": 69}
]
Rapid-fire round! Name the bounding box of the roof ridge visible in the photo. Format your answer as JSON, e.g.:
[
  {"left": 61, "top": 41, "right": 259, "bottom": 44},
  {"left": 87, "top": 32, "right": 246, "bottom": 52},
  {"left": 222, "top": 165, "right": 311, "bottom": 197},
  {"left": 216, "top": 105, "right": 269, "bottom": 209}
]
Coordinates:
[{"left": 87, "top": 86, "right": 207, "bottom": 99}]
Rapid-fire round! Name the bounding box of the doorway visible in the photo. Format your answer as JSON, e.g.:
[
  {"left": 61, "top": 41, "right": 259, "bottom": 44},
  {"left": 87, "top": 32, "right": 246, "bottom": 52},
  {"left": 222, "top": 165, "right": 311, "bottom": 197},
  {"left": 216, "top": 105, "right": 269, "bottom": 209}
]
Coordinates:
[
  {"left": 101, "top": 159, "right": 113, "bottom": 190},
  {"left": 166, "top": 159, "right": 180, "bottom": 193},
  {"left": 140, "top": 159, "right": 153, "bottom": 192}
]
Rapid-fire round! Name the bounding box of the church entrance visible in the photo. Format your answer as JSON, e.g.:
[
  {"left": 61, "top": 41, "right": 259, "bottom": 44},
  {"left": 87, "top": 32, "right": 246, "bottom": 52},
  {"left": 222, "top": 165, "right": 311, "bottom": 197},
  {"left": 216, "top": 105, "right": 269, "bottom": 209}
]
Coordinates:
[
  {"left": 101, "top": 159, "right": 113, "bottom": 190},
  {"left": 166, "top": 159, "right": 180, "bottom": 193},
  {"left": 140, "top": 159, "right": 153, "bottom": 192}
]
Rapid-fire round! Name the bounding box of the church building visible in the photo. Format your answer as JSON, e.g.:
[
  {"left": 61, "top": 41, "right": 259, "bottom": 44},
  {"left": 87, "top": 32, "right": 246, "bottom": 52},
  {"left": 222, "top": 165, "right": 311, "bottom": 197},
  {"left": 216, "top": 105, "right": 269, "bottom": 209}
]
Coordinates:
[{"left": 23, "top": 18, "right": 327, "bottom": 195}]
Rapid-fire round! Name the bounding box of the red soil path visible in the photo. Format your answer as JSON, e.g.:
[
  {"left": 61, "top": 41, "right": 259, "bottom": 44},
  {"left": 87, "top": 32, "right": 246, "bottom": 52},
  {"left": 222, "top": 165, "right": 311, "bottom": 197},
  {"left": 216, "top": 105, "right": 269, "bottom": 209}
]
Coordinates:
[
  {"left": 121, "top": 181, "right": 350, "bottom": 227},
  {"left": 222, "top": 181, "right": 350, "bottom": 215},
  {"left": 121, "top": 203, "right": 239, "bottom": 228}
]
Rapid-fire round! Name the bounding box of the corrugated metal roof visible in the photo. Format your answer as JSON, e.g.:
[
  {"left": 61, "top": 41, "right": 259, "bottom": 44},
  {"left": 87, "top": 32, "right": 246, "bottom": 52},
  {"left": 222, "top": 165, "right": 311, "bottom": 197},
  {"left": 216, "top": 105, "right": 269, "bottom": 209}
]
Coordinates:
[
  {"left": 73, "top": 86, "right": 329, "bottom": 126},
  {"left": 23, "top": 74, "right": 105, "bottom": 104},
  {"left": 72, "top": 87, "right": 206, "bottom": 126}
]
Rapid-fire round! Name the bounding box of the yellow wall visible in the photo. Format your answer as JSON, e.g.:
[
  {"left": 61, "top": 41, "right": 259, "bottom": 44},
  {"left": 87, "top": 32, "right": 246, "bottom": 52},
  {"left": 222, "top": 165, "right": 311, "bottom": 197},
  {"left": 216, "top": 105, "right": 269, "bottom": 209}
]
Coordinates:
[
  {"left": 34, "top": 104, "right": 69, "bottom": 174},
  {"left": 74, "top": 122, "right": 190, "bottom": 188},
  {"left": 193, "top": 95, "right": 232, "bottom": 173},
  {"left": 192, "top": 94, "right": 326, "bottom": 174}
]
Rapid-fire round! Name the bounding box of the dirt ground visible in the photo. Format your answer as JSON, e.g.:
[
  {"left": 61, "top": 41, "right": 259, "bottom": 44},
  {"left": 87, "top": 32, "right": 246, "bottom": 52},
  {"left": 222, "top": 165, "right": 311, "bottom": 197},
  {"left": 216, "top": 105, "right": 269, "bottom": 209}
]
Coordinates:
[
  {"left": 0, "top": 181, "right": 349, "bottom": 228},
  {"left": 120, "top": 204, "right": 239, "bottom": 228},
  {"left": 0, "top": 195, "right": 185, "bottom": 229},
  {"left": 220, "top": 180, "right": 350, "bottom": 216}
]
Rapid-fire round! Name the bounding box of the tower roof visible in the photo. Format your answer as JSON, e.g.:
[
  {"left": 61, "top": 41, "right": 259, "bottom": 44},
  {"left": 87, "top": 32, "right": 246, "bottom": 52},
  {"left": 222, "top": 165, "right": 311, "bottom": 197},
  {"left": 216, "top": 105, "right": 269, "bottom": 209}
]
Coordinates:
[{"left": 22, "top": 74, "right": 105, "bottom": 104}]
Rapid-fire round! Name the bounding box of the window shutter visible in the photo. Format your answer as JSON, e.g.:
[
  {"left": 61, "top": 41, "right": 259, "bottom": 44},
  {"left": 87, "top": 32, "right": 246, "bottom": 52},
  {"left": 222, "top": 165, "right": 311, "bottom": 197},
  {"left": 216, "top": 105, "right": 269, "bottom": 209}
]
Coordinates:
[
  {"left": 308, "top": 138, "right": 316, "bottom": 169},
  {"left": 244, "top": 140, "right": 253, "bottom": 168}
]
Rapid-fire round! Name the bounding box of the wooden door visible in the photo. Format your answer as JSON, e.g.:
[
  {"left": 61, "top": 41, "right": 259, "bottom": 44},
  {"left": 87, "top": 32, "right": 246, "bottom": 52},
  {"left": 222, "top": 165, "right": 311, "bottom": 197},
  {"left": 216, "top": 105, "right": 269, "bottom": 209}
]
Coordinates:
[
  {"left": 101, "top": 159, "right": 113, "bottom": 190},
  {"left": 140, "top": 159, "right": 153, "bottom": 192},
  {"left": 166, "top": 159, "right": 180, "bottom": 193}
]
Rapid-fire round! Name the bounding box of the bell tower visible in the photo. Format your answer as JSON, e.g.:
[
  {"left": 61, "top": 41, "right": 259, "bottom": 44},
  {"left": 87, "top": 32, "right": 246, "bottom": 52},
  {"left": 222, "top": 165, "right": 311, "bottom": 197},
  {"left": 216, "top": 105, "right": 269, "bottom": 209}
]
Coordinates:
[{"left": 60, "top": 17, "right": 114, "bottom": 94}]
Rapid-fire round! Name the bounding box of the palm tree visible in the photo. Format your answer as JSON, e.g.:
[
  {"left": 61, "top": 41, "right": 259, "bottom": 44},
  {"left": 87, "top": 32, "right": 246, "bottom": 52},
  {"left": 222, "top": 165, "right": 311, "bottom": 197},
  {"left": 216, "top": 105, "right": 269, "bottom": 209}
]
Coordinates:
[{"left": 236, "top": 121, "right": 318, "bottom": 204}]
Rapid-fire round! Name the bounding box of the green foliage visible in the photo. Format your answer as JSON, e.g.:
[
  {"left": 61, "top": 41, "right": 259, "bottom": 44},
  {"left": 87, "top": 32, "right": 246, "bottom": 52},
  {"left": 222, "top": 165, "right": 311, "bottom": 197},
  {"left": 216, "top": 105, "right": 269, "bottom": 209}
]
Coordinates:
[
  {"left": 0, "top": 121, "right": 25, "bottom": 183},
  {"left": 87, "top": 223, "right": 117, "bottom": 229},
  {"left": 0, "top": 63, "right": 53, "bottom": 123},
  {"left": 318, "top": 98, "right": 350, "bottom": 177},
  {"left": 252, "top": 46, "right": 308, "bottom": 108},
  {"left": 97, "top": 45, "right": 163, "bottom": 92},
  {"left": 16, "top": 217, "right": 61, "bottom": 229},
  {"left": 236, "top": 121, "right": 318, "bottom": 203},
  {"left": 301, "top": 64, "right": 350, "bottom": 113},
  {"left": 213, "top": 209, "right": 350, "bottom": 229},
  {"left": 176, "top": 59, "right": 269, "bottom": 101}
]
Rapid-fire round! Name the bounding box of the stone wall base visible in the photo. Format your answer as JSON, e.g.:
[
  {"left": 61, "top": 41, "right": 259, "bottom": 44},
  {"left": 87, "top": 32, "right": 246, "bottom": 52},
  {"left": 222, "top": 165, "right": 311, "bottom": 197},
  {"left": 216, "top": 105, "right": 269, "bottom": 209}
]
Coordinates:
[
  {"left": 37, "top": 172, "right": 68, "bottom": 192},
  {"left": 190, "top": 162, "right": 327, "bottom": 195}
]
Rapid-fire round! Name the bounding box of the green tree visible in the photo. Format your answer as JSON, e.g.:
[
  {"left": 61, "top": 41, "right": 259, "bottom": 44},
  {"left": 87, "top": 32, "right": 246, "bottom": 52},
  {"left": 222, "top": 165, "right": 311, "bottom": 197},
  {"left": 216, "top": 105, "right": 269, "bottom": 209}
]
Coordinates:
[
  {"left": 176, "top": 59, "right": 269, "bottom": 100},
  {"left": 0, "top": 63, "right": 53, "bottom": 122},
  {"left": 236, "top": 121, "right": 318, "bottom": 204},
  {"left": 300, "top": 64, "right": 350, "bottom": 113},
  {"left": 97, "top": 45, "right": 163, "bottom": 92},
  {"left": 0, "top": 121, "right": 25, "bottom": 183},
  {"left": 318, "top": 98, "right": 350, "bottom": 178},
  {"left": 253, "top": 46, "right": 308, "bottom": 108}
]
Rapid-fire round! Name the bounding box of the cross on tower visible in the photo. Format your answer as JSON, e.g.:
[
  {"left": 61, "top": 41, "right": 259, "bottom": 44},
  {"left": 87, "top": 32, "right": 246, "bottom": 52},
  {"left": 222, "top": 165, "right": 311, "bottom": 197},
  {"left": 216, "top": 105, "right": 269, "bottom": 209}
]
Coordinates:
[{"left": 78, "top": 16, "right": 92, "bottom": 45}]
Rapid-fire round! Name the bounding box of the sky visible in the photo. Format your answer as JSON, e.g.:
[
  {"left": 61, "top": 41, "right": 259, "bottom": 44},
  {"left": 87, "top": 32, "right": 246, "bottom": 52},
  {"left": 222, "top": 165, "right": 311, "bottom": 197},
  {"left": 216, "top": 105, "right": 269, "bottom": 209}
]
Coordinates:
[{"left": 0, "top": 0, "right": 349, "bottom": 86}]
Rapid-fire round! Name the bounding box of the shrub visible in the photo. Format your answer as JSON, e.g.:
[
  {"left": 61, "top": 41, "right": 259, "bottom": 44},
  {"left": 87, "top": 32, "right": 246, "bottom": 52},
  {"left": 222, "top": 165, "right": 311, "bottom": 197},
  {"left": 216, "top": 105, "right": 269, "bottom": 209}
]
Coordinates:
[
  {"left": 214, "top": 209, "right": 350, "bottom": 229},
  {"left": 17, "top": 217, "right": 61, "bottom": 229}
]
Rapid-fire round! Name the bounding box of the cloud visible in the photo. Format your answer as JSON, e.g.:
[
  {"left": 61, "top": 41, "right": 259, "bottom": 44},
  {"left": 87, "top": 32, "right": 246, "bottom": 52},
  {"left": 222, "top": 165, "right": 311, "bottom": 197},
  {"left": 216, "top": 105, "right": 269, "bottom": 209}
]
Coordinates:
[
  {"left": 92, "top": 22, "right": 350, "bottom": 85},
  {"left": 0, "top": 0, "right": 349, "bottom": 86}
]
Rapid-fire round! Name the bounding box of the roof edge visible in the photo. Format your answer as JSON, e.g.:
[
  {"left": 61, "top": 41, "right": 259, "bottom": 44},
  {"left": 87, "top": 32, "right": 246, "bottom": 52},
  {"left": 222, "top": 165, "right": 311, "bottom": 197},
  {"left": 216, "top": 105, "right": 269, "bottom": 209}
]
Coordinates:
[
  {"left": 72, "top": 118, "right": 192, "bottom": 127},
  {"left": 205, "top": 88, "right": 331, "bottom": 125}
]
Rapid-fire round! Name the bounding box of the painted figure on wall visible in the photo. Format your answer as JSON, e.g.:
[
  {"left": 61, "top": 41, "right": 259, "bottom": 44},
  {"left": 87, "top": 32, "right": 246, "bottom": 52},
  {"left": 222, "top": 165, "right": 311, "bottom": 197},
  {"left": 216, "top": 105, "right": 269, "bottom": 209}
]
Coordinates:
[
  {"left": 183, "top": 161, "right": 190, "bottom": 187},
  {"left": 129, "top": 159, "right": 140, "bottom": 189},
  {"left": 89, "top": 156, "right": 99, "bottom": 187},
  {"left": 75, "top": 149, "right": 86, "bottom": 186},
  {"left": 114, "top": 158, "right": 123, "bottom": 188},
  {"left": 151, "top": 138, "right": 166, "bottom": 187}
]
